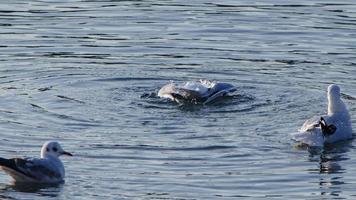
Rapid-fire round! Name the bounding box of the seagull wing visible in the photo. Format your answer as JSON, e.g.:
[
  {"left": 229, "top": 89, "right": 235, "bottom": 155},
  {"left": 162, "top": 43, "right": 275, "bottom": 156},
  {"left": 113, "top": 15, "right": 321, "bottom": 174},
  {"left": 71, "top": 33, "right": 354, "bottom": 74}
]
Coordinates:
[
  {"left": 173, "top": 88, "right": 205, "bottom": 102},
  {"left": 0, "top": 157, "right": 61, "bottom": 183},
  {"left": 293, "top": 115, "right": 331, "bottom": 147},
  {"left": 300, "top": 115, "right": 326, "bottom": 132},
  {"left": 203, "top": 86, "right": 236, "bottom": 104}
]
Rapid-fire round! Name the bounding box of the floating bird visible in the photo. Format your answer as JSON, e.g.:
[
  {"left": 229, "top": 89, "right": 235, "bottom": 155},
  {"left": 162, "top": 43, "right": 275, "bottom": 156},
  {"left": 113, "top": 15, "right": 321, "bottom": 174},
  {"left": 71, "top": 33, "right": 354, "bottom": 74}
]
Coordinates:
[
  {"left": 293, "top": 84, "right": 352, "bottom": 146},
  {"left": 0, "top": 141, "right": 72, "bottom": 184},
  {"left": 158, "top": 80, "right": 236, "bottom": 104}
]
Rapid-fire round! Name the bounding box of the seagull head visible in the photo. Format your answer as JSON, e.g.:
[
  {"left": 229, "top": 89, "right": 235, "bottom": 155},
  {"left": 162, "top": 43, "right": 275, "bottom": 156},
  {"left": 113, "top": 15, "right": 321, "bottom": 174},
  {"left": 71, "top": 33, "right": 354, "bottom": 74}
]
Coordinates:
[
  {"left": 327, "top": 84, "right": 349, "bottom": 115},
  {"left": 328, "top": 84, "right": 341, "bottom": 100},
  {"left": 41, "top": 141, "right": 73, "bottom": 159}
]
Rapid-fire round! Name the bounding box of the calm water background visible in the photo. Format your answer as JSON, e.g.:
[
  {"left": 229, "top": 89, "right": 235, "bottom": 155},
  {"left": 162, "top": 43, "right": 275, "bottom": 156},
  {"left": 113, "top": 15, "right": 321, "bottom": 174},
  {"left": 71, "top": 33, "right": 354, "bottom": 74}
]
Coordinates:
[{"left": 0, "top": 0, "right": 356, "bottom": 199}]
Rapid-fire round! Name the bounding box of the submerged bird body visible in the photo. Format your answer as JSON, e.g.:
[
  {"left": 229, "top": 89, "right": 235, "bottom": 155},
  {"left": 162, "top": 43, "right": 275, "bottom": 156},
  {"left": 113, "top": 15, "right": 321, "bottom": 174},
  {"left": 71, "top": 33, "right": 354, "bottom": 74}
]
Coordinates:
[
  {"left": 294, "top": 84, "right": 352, "bottom": 146},
  {"left": 0, "top": 141, "right": 72, "bottom": 184},
  {"left": 158, "top": 80, "right": 236, "bottom": 104}
]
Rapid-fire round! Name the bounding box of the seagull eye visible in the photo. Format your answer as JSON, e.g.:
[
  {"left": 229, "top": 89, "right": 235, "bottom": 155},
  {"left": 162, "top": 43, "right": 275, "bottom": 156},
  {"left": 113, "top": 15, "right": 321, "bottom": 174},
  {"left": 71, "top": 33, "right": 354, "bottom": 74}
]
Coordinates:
[{"left": 52, "top": 147, "right": 58, "bottom": 152}]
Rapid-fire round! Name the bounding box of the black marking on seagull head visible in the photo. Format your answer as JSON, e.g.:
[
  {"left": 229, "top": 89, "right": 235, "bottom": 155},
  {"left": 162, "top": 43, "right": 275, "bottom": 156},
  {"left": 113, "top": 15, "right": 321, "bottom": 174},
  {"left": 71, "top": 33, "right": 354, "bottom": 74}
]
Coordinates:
[
  {"left": 41, "top": 141, "right": 73, "bottom": 158},
  {"left": 319, "top": 117, "right": 337, "bottom": 137}
]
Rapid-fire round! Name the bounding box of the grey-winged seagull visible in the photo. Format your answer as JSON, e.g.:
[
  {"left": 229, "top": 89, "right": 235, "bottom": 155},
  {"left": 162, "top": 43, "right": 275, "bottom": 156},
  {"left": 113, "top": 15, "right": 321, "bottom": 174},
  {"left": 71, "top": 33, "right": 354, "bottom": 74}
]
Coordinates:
[
  {"left": 293, "top": 84, "right": 352, "bottom": 146},
  {"left": 158, "top": 80, "right": 236, "bottom": 104},
  {"left": 0, "top": 141, "right": 72, "bottom": 184}
]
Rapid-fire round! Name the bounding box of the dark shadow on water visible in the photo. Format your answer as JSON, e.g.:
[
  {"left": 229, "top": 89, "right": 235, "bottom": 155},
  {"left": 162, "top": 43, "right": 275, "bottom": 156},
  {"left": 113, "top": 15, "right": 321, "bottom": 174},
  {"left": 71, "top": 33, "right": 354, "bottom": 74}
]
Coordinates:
[
  {"left": 294, "top": 138, "right": 353, "bottom": 157},
  {"left": 0, "top": 182, "right": 63, "bottom": 198},
  {"left": 306, "top": 139, "right": 353, "bottom": 174},
  {"left": 140, "top": 90, "right": 258, "bottom": 113},
  {"left": 176, "top": 95, "right": 249, "bottom": 112},
  {"left": 307, "top": 139, "right": 353, "bottom": 157},
  {"left": 305, "top": 139, "right": 353, "bottom": 198}
]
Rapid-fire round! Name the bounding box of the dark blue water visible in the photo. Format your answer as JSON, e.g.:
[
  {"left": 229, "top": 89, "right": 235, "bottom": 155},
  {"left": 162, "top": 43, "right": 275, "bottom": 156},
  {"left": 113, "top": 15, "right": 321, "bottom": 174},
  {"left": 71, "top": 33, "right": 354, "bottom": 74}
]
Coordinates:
[{"left": 0, "top": 1, "right": 356, "bottom": 199}]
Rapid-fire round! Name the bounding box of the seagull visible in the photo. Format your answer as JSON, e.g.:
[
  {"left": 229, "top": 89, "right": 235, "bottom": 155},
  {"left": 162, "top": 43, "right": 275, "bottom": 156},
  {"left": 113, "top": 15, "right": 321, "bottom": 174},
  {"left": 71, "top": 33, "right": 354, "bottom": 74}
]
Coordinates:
[
  {"left": 158, "top": 80, "right": 236, "bottom": 104},
  {"left": 293, "top": 84, "right": 352, "bottom": 147},
  {"left": 0, "top": 141, "right": 72, "bottom": 184}
]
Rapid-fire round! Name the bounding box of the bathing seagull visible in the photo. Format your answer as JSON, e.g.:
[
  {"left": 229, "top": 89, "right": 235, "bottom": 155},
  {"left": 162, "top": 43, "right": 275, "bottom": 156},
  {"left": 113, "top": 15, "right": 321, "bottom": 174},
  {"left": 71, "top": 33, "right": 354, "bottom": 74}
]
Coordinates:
[
  {"left": 0, "top": 141, "right": 72, "bottom": 184},
  {"left": 158, "top": 80, "right": 236, "bottom": 104},
  {"left": 293, "top": 84, "right": 352, "bottom": 147}
]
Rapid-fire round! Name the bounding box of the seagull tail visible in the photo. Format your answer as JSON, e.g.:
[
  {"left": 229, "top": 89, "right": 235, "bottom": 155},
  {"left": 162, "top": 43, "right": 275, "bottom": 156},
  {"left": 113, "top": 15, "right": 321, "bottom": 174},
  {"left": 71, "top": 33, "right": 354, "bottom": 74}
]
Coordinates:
[{"left": 0, "top": 157, "right": 15, "bottom": 168}]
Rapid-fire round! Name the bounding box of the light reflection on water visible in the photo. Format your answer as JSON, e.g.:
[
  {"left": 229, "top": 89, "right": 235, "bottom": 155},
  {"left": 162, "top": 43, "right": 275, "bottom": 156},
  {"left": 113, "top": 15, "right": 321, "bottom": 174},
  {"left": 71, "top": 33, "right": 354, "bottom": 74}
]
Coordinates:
[{"left": 0, "top": 0, "right": 356, "bottom": 199}]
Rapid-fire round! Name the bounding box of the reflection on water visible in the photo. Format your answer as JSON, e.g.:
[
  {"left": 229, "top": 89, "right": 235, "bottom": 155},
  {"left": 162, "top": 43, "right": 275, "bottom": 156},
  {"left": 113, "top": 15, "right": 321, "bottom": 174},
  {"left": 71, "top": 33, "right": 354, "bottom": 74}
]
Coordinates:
[
  {"left": 307, "top": 140, "right": 352, "bottom": 198},
  {"left": 318, "top": 154, "right": 345, "bottom": 198},
  {"left": 0, "top": 182, "right": 63, "bottom": 198},
  {"left": 319, "top": 156, "right": 343, "bottom": 174},
  {"left": 0, "top": 0, "right": 356, "bottom": 199}
]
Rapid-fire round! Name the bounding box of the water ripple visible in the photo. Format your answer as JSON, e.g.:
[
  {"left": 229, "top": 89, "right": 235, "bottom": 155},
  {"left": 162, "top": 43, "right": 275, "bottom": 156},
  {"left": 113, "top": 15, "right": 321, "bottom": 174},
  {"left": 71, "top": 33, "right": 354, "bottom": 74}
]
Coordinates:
[{"left": 0, "top": 1, "right": 356, "bottom": 199}]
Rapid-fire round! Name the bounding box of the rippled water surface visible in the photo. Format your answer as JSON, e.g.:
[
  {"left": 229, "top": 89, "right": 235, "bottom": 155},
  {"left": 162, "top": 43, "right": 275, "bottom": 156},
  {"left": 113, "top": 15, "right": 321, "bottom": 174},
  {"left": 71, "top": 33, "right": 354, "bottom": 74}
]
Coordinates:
[{"left": 0, "top": 0, "right": 356, "bottom": 199}]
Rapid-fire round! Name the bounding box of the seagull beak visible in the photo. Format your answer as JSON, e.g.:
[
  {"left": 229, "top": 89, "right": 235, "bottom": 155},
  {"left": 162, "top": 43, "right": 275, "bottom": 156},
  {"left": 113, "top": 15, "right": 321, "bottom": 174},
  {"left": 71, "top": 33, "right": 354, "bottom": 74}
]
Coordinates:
[{"left": 61, "top": 151, "right": 73, "bottom": 156}]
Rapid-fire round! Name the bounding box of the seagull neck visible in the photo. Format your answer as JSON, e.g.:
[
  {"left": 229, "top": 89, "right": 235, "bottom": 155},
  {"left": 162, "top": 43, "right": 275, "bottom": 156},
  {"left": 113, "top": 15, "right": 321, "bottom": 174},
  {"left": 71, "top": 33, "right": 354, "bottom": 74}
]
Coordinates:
[
  {"left": 328, "top": 96, "right": 346, "bottom": 115},
  {"left": 41, "top": 154, "right": 60, "bottom": 160}
]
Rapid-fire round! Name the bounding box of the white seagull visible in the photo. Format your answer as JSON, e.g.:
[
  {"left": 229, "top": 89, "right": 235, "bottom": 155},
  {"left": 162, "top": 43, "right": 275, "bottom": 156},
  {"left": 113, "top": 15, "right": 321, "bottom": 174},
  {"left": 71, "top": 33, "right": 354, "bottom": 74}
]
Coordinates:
[
  {"left": 293, "top": 84, "right": 352, "bottom": 147},
  {"left": 158, "top": 80, "right": 236, "bottom": 104},
  {"left": 0, "top": 141, "right": 72, "bottom": 184}
]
